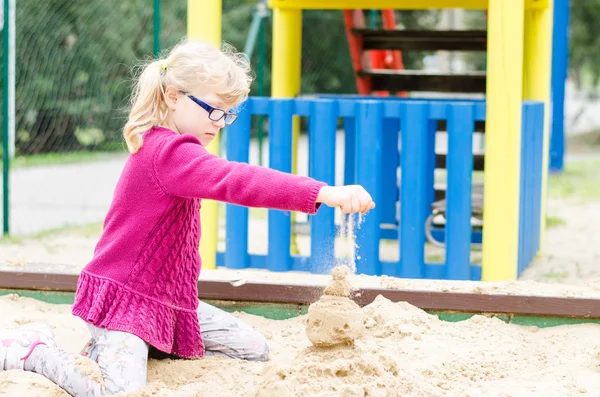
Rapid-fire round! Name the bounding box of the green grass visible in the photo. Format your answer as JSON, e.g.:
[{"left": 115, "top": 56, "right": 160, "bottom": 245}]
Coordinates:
[
  {"left": 29, "top": 222, "right": 104, "bottom": 239},
  {"left": 540, "top": 271, "right": 569, "bottom": 280},
  {"left": 4, "top": 150, "right": 127, "bottom": 170},
  {"left": 548, "top": 158, "right": 600, "bottom": 201},
  {"left": 0, "top": 222, "right": 104, "bottom": 243},
  {"left": 0, "top": 234, "right": 24, "bottom": 245},
  {"left": 546, "top": 216, "right": 566, "bottom": 229}
]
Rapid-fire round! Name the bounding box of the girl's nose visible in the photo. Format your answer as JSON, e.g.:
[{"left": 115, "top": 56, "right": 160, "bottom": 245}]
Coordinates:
[{"left": 214, "top": 117, "right": 226, "bottom": 129}]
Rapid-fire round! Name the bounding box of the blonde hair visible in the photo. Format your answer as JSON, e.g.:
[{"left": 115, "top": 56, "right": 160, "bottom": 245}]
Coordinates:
[{"left": 123, "top": 39, "right": 253, "bottom": 153}]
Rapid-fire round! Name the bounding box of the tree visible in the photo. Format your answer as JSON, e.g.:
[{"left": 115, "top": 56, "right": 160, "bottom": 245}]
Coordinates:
[
  {"left": 569, "top": 0, "right": 600, "bottom": 90},
  {"left": 0, "top": 2, "right": 443, "bottom": 155}
]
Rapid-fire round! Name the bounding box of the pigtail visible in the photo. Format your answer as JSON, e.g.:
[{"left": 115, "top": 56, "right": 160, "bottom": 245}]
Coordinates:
[{"left": 123, "top": 60, "right": 168, "bottom": 154}]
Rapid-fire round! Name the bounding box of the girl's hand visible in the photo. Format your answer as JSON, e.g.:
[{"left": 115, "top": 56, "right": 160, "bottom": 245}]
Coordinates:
[{"left": 316, "top": 185, "right": 376, "bottom": 214}]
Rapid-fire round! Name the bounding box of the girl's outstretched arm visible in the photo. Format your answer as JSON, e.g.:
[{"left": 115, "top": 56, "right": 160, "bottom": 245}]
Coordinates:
[{"left": 153, "top": 133, "right": 325, "bottom": 214}]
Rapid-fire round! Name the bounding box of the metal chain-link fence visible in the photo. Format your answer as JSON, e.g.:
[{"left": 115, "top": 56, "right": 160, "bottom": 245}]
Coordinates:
[
  {"left": 0, "top": 2, "right": 440, "bottom": 235},
  {"left": 2, "top": 2, "right": 443, "bottom": 157},
  {"left": 2, "top": 0, "right": 187, "bottom": 156},
  {"left": 0, "top": 2, "right": 363, "bottom": 158}
]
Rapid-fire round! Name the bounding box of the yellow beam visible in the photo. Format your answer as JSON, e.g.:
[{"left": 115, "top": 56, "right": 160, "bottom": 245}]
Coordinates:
[
  {"left": 272, "top": 8, "right": 302, "bottom": 255},
  {"left": 481, "top": 0, "right": 525, "bottom": 282},
  {"left": 523, "top": 3, "right": 553, "bottom": 254},
  {"left": 269, "top": 0, "right": 548, "bottom": 10},
  {"left": 272, "top": 8, "right": 301, "bottom": 98},
  {"left": 188, "top": 0, "right": 222, "bottom": 270}
]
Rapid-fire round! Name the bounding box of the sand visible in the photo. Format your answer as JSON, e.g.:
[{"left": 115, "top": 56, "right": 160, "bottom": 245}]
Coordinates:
[
  {"left": 305, "top": 266, "right": 364, "bottom": 347},
  {"left": 2, "top": 284, "right": 600, "bottom": 396}
]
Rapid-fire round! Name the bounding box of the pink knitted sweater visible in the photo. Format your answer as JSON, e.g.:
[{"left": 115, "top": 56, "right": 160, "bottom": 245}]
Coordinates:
[{"left": 71, "top": 126, "right": 326, "bottom": 358}]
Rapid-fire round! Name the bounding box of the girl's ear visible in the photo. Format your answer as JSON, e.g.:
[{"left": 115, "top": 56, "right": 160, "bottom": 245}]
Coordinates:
[{"left": 164, "top": 87, "right": 179, "bottom": 110}]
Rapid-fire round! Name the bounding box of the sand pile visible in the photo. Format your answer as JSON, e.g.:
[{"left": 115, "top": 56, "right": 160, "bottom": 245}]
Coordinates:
[
  {"left": 305, "top": 265, "right": 363, "bottom": 347},
  {"left": 2, "top": 276, "right": 600, "bottom": 396}
]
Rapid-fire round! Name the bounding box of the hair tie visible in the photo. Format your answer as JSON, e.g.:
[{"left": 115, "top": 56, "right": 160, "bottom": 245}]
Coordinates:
[{"left": 160, "top": 61, "right": 168, "bottom": 71}]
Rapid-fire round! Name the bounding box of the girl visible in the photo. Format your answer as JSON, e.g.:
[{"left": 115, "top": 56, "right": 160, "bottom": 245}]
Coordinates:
[{"left": 0, "top": 39, "right": 375, "bottom": 396}]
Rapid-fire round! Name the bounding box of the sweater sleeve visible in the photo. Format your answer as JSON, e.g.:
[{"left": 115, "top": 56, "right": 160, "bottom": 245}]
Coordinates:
[{"left": 153, "top": 134, "right": 327, "bottom": 214}]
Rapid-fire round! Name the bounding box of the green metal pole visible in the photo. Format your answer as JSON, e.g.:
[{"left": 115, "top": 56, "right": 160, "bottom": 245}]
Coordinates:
[
  {"left": 257, "top": 9, "right": 265, "bottom": 166},
  {"left": 3, "top": 0, "right": 11, "bottom": 236},
  {"left": 243, "top": 4, "right": 264, "bottom": 57},
  {"left": 153, "top": 0, "right": 161, "bottom": 57}
]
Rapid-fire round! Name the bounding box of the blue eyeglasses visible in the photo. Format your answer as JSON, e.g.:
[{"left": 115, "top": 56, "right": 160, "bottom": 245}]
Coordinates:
[{"left": 180, "top": 91, "right": 238, "bottom": 125}]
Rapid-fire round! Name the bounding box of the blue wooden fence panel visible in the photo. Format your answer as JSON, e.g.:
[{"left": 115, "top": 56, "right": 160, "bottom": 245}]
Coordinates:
[
  {"left": 445, "top": 104, "right": 475, "bottom": 279},
  {"left": 518, "top": 104, "right": 531, "bottom": 275},
  {"left": 343, "top": 118, "right": 356, "bottom": 186},
  {"left": 215, "top": 97, "right": 545, "bottom": 280},
  {"left": 425, "top": 120, "right": 438, "bottom": 223},
  {"left": 267, "top": 99, "right": 294, "bottom": 271},
  {"left": 525, "top": 104, "right": 537, "bottom": 270},
  {"left": 518, "top": 102, "right": 546, "bottom": 275},
  {"left": 399, "top": 102, "right": 429, "bottom": 278},
  {"left": 354, "top": 101, "right": 384, "bottom": 276},
  {"left": 532, "top": 103, "right": 545, "bottom": 260},
  {"left": 381, "top": 118, "right": 400, "bottom": 225},
  {"left": 309, "top": 100, "right": 338, "bottom": 273},
  {"left": 224, "top": 102, "right": 252, "bottom": 269}
]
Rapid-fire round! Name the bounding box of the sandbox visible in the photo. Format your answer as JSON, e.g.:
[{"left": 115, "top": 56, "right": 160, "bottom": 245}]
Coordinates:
[{"left": 1, "top": 267, "right": 600, "bottom": 396}]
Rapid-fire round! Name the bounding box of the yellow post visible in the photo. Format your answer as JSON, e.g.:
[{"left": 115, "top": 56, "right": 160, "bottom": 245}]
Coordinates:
[
  {"left": 481, "top": 0, "right": 525, "bottom": 281},
  {"left": 188, "top": 0, "right": 222, "bottom": 269},
  {"left": 271, "top": 7, "right": 302, "bottom": 255},
  {"left": 522, "top": 1, "right": 553, "bottom": 254}
]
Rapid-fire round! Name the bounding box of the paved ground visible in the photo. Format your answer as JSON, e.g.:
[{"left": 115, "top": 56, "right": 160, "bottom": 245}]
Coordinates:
[{"left": 0, "top": 157, "right": 127, "bottom": 235}]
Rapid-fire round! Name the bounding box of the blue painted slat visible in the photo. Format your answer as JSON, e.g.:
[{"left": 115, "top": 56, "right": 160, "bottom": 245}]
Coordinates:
[
  {"left": 294, "top": 99, "right": 311, "bottom": 116},
  {"left": 267, "top": 99, "right": 294, "bottom": 271},
  {"left": 425, "top": 120, "right": 437, "bottom": 222},
  {"left": 355, "top": 101, "right": 384, "bottom": 275},
  {"left": 428, "top": 102, "right": 447, "bottom": 120},
  {"left": 249, "top": 97, "right": 270, "bottom": 115},
  {"left": 399, "top": 102, "right": 429, "bottom": 278},
  {"left": 338, "top": 100, "right": 357, "bottom": 117},
  {"left": 518, "top": 104, "right": 530, "bottom": 274},
  {"left": 523, "top": 105, "right": 544, "bottom": 270},
  {"left": 533, "top": 104, "right": 545, "bottom": 258},
  {"left": 527, "top": 104, "right": 536, "bottom": 271},
  {"left": 383, "top": 101, "right": 402, "bottom": 118},
  {"left": 525, "top": 105, "right": 544, "bottom": 266},
  {"left": 550, "top": 0, "right": 570, "bottom": 172},
  {"left": 343, "top": 118, "right": 356, "bottom": 185},
  {"left": 474, "top": 103, "right": 486, "bottom": 121},
  {"left": 309, "top": 100, "right": 338, "bottom": 273},
  {"left": 381, "top": 118, "right": 400, "bottom": 225},
  {"left": 445, "top": 104, "right": 474, "bottom": 280},
  {"left": 224, "top": 103, "right": 252, "bottom": 269}
]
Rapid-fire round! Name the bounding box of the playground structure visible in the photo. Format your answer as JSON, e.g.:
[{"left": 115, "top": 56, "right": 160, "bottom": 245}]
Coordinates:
[
  {"left": 185, "top": 0, "right": 560, "bottom": 282},
  {"left": 3, "top": 3, "right": 600, "bottom": 386}
]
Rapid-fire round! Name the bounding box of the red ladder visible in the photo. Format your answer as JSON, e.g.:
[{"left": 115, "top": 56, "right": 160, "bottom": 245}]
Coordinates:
[{"left": 343, "top": 9, "right": 406, "bottom": 97}]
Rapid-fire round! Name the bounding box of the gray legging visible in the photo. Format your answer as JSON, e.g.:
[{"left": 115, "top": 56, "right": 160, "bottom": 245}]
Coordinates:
[{"left": 27, "top": 300, "right": 269, "bottom": 396}]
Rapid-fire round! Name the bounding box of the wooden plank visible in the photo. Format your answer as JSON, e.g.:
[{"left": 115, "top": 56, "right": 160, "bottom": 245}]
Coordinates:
[
  {"left": 357, "top": 29, "right": 487, "bottom": 52},
  {"left": 1, "top": 270, "right": 599, "bottom": 319},
  {"left": 360, "top": 70, "right": 487, "bottom": 93}
]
